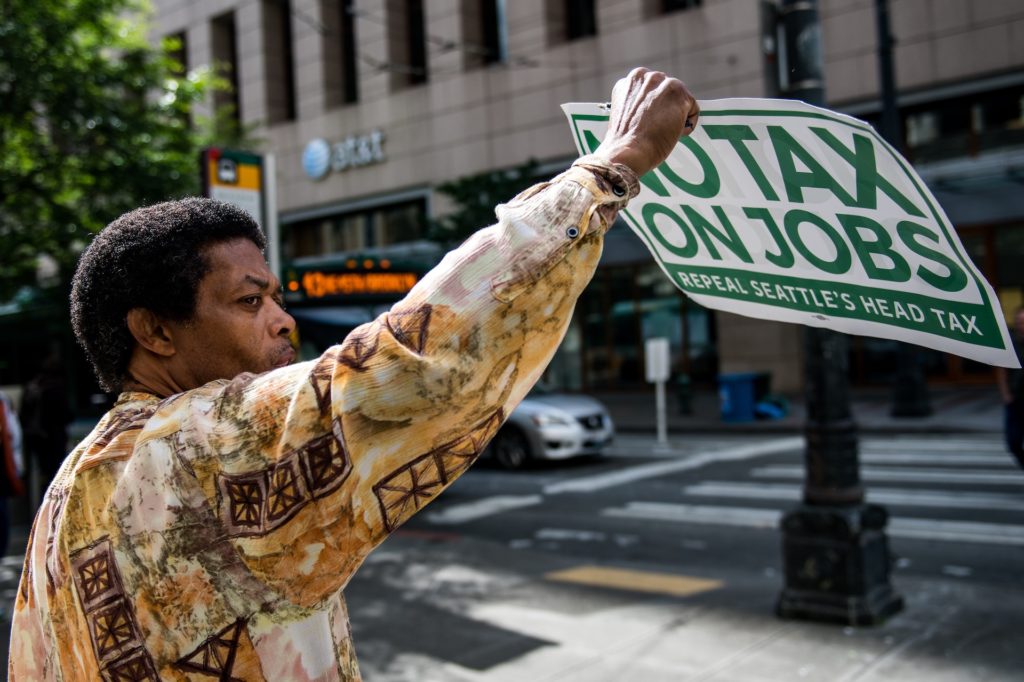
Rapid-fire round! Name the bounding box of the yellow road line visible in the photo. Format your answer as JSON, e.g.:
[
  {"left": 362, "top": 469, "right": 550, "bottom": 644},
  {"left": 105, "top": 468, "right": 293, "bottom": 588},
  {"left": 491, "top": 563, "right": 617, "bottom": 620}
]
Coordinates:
[{"left": 545, "top": 565, "right": 723, "bottom": 598}]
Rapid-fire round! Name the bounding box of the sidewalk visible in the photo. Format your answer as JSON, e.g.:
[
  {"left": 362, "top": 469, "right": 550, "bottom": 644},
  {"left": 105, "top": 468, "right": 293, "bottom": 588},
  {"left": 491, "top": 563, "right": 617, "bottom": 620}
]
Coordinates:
[{"left": 594, "top": 385, "right": 1004, "bottom": 435}]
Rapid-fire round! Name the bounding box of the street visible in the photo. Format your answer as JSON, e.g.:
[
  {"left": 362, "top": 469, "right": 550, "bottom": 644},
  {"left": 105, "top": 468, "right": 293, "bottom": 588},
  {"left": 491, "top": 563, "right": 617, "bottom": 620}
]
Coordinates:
[
  {"left": 345, "top": 432, "right": 1024, "bottom": 681},
  {"left": 1, "top": 431, "right": 1021, "bottom": 680}
]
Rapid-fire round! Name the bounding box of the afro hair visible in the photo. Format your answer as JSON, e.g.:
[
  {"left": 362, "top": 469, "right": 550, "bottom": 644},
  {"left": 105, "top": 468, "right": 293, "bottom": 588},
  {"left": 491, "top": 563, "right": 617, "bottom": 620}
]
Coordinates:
[{"left": 71, "top": 197, "right": 267, "bottom": 392}]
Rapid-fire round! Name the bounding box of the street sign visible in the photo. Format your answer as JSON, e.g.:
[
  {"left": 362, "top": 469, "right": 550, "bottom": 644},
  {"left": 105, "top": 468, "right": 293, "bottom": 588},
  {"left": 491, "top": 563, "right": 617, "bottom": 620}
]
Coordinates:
[
  {"left": 645, "top": 337, "right": 671, "bottom": 383},
  {"left": 201, "top": 147, "right": 264, "bottom": 226},
  {"left": 563, "top": 98, "right": 1019, "bottom": 368}
]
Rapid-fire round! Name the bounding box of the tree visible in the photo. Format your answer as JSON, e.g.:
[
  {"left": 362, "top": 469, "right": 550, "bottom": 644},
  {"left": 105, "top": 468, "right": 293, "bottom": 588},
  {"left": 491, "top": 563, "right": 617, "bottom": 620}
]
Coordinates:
[{"left": 0, "top": 0, "right": 226, "bottom": 299}]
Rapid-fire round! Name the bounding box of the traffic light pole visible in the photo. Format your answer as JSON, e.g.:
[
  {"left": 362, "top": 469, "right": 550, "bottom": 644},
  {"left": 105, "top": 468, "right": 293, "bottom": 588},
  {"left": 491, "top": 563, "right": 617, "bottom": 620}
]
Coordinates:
[
  {"left": 875, "top": 0, "right": 933, "bottom": 418},
  {"left": 774, "top": 0, "right": 904, "bottom": 625}
]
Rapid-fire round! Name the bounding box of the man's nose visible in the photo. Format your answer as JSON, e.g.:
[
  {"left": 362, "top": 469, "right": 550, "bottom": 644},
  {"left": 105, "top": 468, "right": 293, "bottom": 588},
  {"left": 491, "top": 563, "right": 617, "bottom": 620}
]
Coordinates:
[{"left": 275, "top": 304, "right": 295, "bottom": 337}]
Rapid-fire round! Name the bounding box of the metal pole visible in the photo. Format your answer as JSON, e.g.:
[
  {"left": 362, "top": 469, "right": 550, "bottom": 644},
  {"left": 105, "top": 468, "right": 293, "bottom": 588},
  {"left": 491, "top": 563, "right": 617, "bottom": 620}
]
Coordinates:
[
  {"left": 775, "top": 0, "right": 904, "bottom": 625},
  {"left": 265, "top": 152, "right": 281, "bottom": 278},
  {"left": 875, "top": 0, "right": 933, "bottom": 417},
  {"left": 655, "top": 380, "right": 668, "bottom": 447}
]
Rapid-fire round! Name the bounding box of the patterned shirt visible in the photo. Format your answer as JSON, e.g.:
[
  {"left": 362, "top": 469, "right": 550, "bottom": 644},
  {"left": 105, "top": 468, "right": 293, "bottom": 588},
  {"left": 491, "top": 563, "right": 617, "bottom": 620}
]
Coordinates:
[{"left": 9, "top": 157, "right": 638, "bottom": 681}]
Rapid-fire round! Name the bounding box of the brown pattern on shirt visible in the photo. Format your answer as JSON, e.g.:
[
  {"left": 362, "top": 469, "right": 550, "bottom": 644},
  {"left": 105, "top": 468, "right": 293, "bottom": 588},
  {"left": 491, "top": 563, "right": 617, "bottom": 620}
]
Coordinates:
[
  {"left": 70, "top": 538, "right": 158, "bottom": 679},
  {"left": 217, "top": 422, "right": 350, "bottom": 538},
  {"left": 373, "top": 409, "right": 503, "bottom": 532}
]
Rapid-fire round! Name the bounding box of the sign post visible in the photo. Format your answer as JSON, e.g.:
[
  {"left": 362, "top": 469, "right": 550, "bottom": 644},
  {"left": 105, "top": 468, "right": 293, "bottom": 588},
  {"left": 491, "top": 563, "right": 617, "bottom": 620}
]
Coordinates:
[
  {"left": 645, "top": 337, "right": 671, "bottom": 448},
  {"left": 201, "top": 148, "right": 275, "bottom": 270}
]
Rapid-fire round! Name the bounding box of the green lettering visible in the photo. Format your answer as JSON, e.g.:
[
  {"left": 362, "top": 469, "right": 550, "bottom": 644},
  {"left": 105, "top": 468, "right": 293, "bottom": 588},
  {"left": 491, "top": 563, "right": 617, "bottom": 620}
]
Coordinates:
[
  {"left": 680, "top": 205, "right": 753, "bottom": 263},
  {"left": 743, "top": 207, "right": 794, "bottom": 268},
  {"left": 783, "top": 210, "right": 853, "bottom": 274},
  {"left": 642, "top": 203, "right": 698, "bottom": 258},
  {"left": 837, "top": 213, "right": 910, "bottom": 282},
  {"left": 659, "top": 137, "right": 721, "bottom": 199},
  {"left": 768, "top": 126, "right": 856, "bottom": 206},
  {"left": 896, "top": 221, "right": 969, "bottom": 292},
  {"left": 705, "top": 125, "right": 779, "bottom": 201},
  {"left": 812, "top": 128, "right": 926, "bottom": 218}
]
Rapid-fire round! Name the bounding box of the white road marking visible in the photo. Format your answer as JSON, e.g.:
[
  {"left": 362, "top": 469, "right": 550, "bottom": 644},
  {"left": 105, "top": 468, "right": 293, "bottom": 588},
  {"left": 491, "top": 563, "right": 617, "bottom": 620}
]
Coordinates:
[
  {"left": 682, "top": 481, "right": 1024, "bottom": 511},
  {"left": 751, "top": 465, "right": 1024, "bottom": 485},
  {"left": 425, "top": 494, "right": 542, "bottom": 524},
  {"left": 536, "top": 528, "right": 607, "bottom": 542},
  {"left": 860, "top": 439, "right": 1006, "bottom": 452},
  {"left": 604, "top": 502, "right": 1024, "bottom": 546},
  {"left": 860, "top": 453, "right": 1012, "bottom": 466},
  {"left": 543, "top": 437, "right": 803, "bottom": 494}
]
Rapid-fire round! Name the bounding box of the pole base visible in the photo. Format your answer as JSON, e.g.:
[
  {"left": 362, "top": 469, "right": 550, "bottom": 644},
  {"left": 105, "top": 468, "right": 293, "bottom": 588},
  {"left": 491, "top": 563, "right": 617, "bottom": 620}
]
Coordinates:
[{"left": 777, "top": 504, "right": 904, "bottom": 626}]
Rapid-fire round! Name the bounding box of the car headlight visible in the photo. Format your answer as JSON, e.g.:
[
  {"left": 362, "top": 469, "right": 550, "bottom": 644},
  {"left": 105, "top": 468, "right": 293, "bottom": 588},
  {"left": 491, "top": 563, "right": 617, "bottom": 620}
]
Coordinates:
[{"left": 531, "top": 412, "right": 574, "bottom": 427}]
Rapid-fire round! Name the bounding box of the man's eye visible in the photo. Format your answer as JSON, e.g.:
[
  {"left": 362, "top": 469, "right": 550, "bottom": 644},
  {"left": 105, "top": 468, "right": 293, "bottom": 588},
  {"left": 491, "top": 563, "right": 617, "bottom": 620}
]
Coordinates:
[{"left": 242, "top": 295, "right": 261, "bottom": 307}]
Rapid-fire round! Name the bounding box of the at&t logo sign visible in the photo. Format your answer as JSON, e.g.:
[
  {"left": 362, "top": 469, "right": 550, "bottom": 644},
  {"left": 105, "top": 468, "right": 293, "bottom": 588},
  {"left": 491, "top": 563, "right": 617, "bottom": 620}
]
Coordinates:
[{"left": 302, "top": 130, "right": 385, "bottom": 181}]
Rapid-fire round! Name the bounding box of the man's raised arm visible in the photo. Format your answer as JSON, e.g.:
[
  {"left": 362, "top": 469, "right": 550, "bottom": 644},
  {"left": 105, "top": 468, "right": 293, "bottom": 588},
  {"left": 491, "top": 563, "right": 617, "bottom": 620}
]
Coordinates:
[{"left": 130, "top": 69, "right": 697, "bottom": 608}]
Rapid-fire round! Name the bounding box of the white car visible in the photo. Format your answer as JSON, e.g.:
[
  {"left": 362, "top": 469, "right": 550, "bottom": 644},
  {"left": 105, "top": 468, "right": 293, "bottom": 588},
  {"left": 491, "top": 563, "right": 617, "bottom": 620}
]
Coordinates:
[{"left": 484, "top": 389, "right": 615, "bottom": 470}]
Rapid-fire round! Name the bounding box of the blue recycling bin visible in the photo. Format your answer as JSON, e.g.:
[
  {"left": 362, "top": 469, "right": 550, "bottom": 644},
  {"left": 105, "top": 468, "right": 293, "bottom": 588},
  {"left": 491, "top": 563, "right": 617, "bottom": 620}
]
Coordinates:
[{"left": 719, "top": 372, "right": 770, "bottom": 422}]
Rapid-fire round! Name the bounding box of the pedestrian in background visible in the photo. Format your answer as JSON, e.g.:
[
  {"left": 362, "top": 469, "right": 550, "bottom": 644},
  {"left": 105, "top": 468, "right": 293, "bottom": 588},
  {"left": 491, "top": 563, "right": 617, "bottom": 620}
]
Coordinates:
[
  {"left": 20, "top": 354, "right": 72, "bottom": 499},
  {"left": 996, "top": 306, "right": 1024, "bottom": 468},
  {"left": 0, "top": 389, "right": 25, "bottom": 558}
]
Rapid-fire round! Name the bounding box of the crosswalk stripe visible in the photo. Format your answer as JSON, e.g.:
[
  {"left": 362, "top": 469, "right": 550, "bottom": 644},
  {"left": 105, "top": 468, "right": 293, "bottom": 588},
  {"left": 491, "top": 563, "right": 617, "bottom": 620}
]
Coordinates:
[
  {"left": 681, "top": 481, "right": 1024, "bottom": 511},
  {"left": 604, "top": 502, "right": 1024, "bottom": 546},
  {"left": 426, "top": 495, "right": 542, "bottom": 524},
  {"left": 544, "top": 437, "right": 803, "bottom": 494},
  {"left": 860, "top": 453, "right": 1013, "bottom": 466},
  {"left": 860, "top": 440, "right": 1006, "bottom": 452},
  {"left": 751, "top": 465, "right": 1024, "bottom": 485}
]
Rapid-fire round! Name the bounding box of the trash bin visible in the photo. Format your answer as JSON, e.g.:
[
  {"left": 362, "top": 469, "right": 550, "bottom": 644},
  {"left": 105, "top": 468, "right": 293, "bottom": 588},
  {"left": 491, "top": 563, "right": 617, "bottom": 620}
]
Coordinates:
[{"left": 719, "top": 372, "right": 771, "bottom": 422}]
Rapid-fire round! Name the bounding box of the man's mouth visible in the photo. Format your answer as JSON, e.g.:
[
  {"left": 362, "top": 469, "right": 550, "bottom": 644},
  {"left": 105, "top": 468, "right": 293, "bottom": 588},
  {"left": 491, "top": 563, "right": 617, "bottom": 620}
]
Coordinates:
[{"left": 274, "top": 346, "right": 297, "bottom": 368}]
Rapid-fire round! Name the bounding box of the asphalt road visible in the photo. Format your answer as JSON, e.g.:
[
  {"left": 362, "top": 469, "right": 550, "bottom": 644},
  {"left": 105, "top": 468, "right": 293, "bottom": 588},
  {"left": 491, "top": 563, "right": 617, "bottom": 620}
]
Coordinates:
[
  {"left": 346, "top": 432, "right": 1024, "bottom": 680},
  {"left": 2, "top": 432, "right": 1022, "bottom": 680}
]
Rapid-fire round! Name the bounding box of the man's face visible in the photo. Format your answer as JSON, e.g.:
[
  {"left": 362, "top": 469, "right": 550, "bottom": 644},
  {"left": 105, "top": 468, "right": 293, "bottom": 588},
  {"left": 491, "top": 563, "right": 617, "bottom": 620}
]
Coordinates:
[
  {"left": 1016, "top": 310, "right": 1024, "bottom": 337},
  {"left": 167, "top": 238, "right": 296, "bottom": 388}
]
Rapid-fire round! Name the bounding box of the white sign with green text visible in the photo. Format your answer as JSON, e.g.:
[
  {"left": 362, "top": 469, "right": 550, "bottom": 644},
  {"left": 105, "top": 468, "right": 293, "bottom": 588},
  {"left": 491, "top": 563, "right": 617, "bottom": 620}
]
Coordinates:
[{"left": 562, "top": 98, "right": 1019, "bottom": 368}]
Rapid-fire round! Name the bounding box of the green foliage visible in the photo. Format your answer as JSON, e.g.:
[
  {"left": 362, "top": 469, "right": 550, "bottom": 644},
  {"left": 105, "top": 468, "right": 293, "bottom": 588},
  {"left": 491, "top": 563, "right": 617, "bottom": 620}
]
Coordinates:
[
  {"left": 0, "top": 0, "right": 232, "bottom": 299},
  {"left": 428, "top": 159, "right": 548, "bottom": 246}
]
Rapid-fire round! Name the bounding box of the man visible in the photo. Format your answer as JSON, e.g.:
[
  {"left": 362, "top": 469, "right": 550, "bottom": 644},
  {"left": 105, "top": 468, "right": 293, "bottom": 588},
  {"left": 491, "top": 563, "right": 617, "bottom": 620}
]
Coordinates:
[
  {"left": 10, "top": 68, "right": 697, "bottom": 680},
  {"left": 996, "top": 307, "right": 1024, "bottom": 468}
]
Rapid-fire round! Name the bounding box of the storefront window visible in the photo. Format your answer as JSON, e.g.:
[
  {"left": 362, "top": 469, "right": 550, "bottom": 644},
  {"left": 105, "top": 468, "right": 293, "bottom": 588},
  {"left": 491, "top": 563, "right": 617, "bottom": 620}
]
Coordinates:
[
  {"left": 284, "top": 198, "right": 427, "bottom": 260},
  {"left": 572, "top": 263, "right": 716, "bottom": 390}
]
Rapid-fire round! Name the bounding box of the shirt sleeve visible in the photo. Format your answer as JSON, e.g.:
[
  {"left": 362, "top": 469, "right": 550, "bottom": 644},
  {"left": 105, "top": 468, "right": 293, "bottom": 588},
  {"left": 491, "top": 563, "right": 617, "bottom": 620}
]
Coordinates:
[{"left": 125, "top": 157, "right": 639, "bottom": 609}]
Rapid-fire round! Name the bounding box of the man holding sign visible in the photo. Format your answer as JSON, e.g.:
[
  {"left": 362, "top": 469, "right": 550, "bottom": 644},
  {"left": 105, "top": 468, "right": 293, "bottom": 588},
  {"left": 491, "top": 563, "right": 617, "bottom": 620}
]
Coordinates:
[{"left": 10, "top": 69, "right": 696, "bottom": 680}]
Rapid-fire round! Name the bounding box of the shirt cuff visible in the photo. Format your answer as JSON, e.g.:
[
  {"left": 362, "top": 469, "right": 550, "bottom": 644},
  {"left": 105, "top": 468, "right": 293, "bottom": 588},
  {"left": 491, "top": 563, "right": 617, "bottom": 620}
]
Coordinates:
[{"left": 570, "top": 154, "right": 641, "bottom": 205}]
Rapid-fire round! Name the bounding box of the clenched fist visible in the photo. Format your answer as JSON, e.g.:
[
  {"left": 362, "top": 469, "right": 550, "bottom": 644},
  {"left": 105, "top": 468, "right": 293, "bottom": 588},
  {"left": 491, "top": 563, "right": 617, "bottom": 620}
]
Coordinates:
[{"left": 595, "top": 68, "right": 699, "bottom": 177}]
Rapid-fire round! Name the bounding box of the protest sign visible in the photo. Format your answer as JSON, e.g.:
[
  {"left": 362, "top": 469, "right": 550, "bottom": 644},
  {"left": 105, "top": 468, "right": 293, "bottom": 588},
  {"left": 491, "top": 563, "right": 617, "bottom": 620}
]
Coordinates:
[{"left": 562, "top": 98, "right": 1019, "bottom": 368}]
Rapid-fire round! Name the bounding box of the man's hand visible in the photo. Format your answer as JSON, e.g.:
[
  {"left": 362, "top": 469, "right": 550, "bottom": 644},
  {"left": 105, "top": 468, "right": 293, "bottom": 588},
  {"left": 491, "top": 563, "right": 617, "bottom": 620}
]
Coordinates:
[{"left": 595, "top": 68, "right": 699, "bottom": 178}]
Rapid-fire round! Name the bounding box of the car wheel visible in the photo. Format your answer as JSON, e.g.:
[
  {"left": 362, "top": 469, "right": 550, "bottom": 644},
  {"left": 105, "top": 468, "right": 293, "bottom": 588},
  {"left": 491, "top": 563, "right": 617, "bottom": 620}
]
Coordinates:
[{"left": 492, "top": 427, "right": 531, "bottom": 470}]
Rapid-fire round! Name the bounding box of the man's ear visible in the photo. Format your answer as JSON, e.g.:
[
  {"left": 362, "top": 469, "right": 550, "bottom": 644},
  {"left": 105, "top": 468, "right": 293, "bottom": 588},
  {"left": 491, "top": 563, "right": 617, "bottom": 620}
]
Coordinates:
[{"left": 126, "top": 308, "right": 176, "bottom": 357}]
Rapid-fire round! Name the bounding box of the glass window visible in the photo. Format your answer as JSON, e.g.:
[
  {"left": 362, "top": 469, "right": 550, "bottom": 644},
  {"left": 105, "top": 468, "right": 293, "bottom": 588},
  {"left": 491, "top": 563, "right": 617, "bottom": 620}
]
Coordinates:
[
  {"left": 322, "top": 0, "right": 359, "bottom": 106},
  {"left": 388, "top": 0, "right": 428, "bottom": 88},
  {"left": 284, "top": 199, "right": 427, "bottom": 260},
  {"left": 566, "top": 0, "right": 598, "bottom": 41},
  {"left": 210, "top": 12, "right": 240, "bottom": 128},
  {"left": 662, "top": 0, "right": 702, "bottom": 13},
  {"left": 902, "top": 85, "right": 1024, "bottom": 162},
  {"left": 263, "top": 0, "right": 297, "bottom": 123}
]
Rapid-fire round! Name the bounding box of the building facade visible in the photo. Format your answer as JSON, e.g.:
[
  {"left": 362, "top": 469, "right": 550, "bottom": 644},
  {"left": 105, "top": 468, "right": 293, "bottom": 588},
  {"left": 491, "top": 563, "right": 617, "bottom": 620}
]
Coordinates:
[{"left": 151, "top": 0, "right": 1024, "bottom": 393}]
